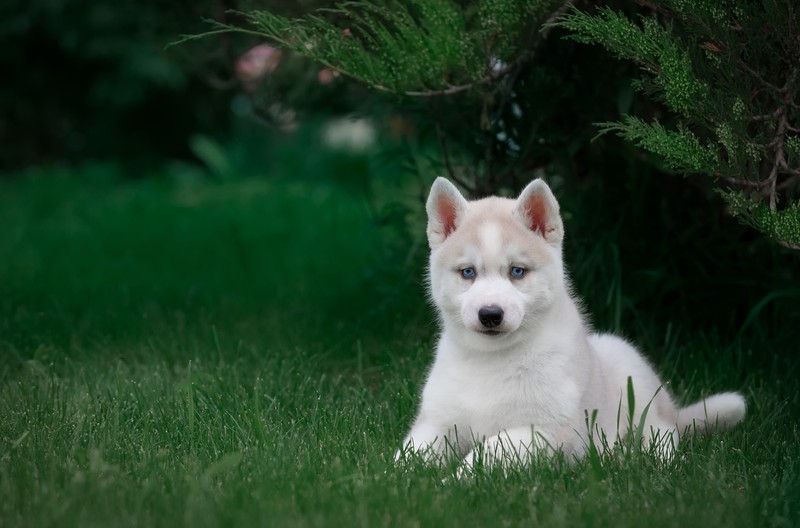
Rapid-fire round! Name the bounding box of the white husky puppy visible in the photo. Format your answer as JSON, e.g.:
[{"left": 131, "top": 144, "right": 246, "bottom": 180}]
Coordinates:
[{"left": 398, "top": 177, "right": 746, "bottom": 469}]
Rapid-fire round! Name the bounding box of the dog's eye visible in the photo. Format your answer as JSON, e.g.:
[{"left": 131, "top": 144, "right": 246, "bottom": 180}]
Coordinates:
[
  {"left": 510, "top": 266, "right": 526, "bottom": 279},
  {"left": 460, "top": 267, "right": 476, "bottom": 280}
]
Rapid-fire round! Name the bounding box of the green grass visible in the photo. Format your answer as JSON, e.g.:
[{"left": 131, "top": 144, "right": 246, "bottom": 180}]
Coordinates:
[{"left": 1, "top": 143, "right": 799, "bottom": 527}]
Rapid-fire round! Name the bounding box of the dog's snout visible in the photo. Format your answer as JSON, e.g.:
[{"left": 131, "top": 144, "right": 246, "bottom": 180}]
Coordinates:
[{"left": 478, "top": 305, "right": 504, "bottom": 328}]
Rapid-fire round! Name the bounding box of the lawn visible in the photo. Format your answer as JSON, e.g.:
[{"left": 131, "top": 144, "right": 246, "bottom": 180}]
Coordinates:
[{"left": 1, "top": 135, "right": 798, "bottom": 527}]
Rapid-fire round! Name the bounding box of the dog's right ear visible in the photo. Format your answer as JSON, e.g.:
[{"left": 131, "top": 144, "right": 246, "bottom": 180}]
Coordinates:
[{"left": 426, "top": 177, "right": 469, "bottom": 248}]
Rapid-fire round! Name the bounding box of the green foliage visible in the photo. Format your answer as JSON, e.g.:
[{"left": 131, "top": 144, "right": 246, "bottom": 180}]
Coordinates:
[
  {"left": 552, "top": 7, "right": 710, "bottom": 118},
  {"left": 553, "top": 1, "right": 800, "bottom": 249},
  {"left": 182, "top": 0, "right": 636, "bottom": 199},
  {"left": 598, "top": 116, "right": 717, "bottom": 174},
  {"left": 722, "top": 190, "right": 800, "bottom": 249},
  {"left": 183, "top": 0, "right": 562, "bottom": 95},
  {"left": 243, "top": 2, "right": 474, "bottom": 93}
]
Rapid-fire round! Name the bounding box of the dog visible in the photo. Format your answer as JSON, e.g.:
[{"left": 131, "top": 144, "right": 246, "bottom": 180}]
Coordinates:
[{"left": 397, "top": 177, "right": 746, "bottom": 470}]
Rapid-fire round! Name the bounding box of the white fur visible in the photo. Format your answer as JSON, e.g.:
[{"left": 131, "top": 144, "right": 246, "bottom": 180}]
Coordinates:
[{"left": 397, "top": 177, "right": 746, "bottom": 470}]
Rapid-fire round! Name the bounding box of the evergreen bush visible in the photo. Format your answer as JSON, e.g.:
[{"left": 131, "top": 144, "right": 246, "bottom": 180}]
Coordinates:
[
  {"left": 180, "top": 0, "right": 584, "bottom": 197},
  {"left": 185, "top": 0, "right": 800, "bottom": 249},
  {"left": 553, "top": 1, "right": 800, "bottom": 248}
]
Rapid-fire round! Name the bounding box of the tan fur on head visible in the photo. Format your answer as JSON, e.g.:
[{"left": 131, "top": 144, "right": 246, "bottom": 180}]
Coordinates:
[{"left": 426, "top": 177, "right": 564, "bottom": 248}]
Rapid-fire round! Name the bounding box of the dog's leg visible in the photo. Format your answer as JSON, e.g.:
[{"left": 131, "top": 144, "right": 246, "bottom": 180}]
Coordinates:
[{"left": 394, "top": 422, "right": 455, "bottom": 464}]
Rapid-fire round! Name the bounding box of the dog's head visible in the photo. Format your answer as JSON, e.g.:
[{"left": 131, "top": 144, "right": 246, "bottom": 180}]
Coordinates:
[{"left": 426, "top": 177, "right": 565, "bottom": 348}]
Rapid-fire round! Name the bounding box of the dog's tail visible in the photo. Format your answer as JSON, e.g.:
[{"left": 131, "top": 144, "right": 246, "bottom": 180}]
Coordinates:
[{"left": 676, "top": 392, "right": 746, "bottom": 435}]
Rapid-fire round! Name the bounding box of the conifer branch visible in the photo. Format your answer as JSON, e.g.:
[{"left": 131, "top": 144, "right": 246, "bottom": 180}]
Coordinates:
[
  {"left": 400, "top": 60, "right": 520, "bottom": 97},
  {"left": 556, "top": 1, "right": 800, "bottom": 248}
]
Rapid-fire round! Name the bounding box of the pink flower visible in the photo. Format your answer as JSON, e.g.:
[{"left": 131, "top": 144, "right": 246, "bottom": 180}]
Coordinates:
[
  {"left": 235, "top": 44, "right": 283, "bottom": 91},
  {"left": 317, "top": 68, "right": 336, "bottom": 85}
]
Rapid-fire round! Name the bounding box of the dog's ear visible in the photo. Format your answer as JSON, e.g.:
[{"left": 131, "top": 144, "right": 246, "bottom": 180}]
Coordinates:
[
  {"left": 426, "top": 177, "right": 469, "bottom": 248},
  {"left": 513, "top": 179, "right": 564, "bottom": 246}
]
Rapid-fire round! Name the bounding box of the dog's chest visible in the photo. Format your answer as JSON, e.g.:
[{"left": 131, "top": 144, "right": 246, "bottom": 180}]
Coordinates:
[{"left": 428, "top": 351, "right": 576, "bottom": 433}]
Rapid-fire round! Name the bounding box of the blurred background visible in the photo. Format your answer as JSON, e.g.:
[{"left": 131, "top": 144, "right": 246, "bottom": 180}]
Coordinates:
[{"left": 1, "top": 0, "right": 797, "bottom": 366}]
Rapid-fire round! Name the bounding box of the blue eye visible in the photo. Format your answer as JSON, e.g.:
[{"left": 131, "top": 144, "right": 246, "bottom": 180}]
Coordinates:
[
  {"left": 460, "top": 267, "right": 476, "bottom": 279},
  {"left": 510, "top": 266, "right": 526, "bottom": 279}
]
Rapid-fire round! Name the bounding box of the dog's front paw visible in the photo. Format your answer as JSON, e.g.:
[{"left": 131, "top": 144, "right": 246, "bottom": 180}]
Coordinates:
[
  {"left": 459, "top": 438, "right": 520, "bottom": 476},
  {"left": 394, "top": 441, "right": 445, "bottom": 466},
  {"left": 459, "top": 428, "right": 554, "bottom": 476}
]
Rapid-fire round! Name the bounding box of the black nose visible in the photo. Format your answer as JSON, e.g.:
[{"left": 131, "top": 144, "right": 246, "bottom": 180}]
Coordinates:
[{"left": 478, "top": 305, "right": 504, "bottom": 328}]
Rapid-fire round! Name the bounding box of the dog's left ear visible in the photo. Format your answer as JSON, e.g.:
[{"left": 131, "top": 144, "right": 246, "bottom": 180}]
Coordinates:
[{"left": 513, "top": 179, "right": 564, "bottom": 246}]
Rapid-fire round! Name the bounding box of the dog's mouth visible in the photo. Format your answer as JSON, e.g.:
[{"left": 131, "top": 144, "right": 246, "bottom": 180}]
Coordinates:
[{"left": 479, "top": 329, "right": 504, "bottom": 336}]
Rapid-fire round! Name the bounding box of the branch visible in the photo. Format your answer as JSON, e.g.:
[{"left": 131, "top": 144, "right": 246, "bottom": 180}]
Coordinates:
[
  {"left": 776, "top": 172, "right": 800, "bottom": 191},
  {"left": 435, "top": 123, "right": 474, "bottom": 193},
  {"left": 399, "top": 0, "right": 576, "bottom": 98},
  {"left": 541, "top": 0, "right": 578, "bottom": 38},
  {"left": 751, "top": 108, "right": 783, "bottom": 122},
  {"left": 201, "top": 0, "right": 240, "bottom": 90},
  {"left": 736, "top": 58, "right": 783, "bottom": 94},
  {"left": 767, "top": 69, "right": 799, "bottom": 209},
  {"left": 399, "top": 58, "right": 524, "bottom": 98},
  {"left": 715, "top": 172, "right": 771, "bottom": 189}
]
